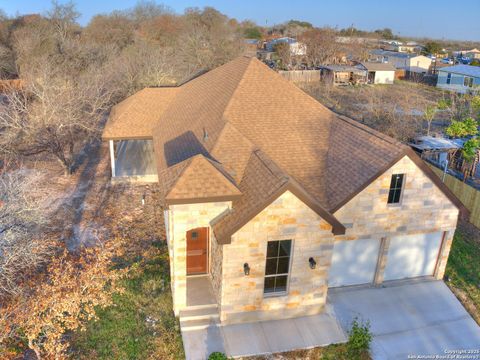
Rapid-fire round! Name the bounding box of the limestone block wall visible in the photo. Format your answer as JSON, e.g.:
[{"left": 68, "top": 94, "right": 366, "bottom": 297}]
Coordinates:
[
  {"left": 333, "top": 156, "right": 459, "bottom": 281},
  {"left": 169, "top": 201, "right": 230, "bottom": 314},
  {"left": 218, "top": 190, "right": 335, "bottom": 324},
  {"left": 210, "top": 232, "right": 223, "bottom": 304}
]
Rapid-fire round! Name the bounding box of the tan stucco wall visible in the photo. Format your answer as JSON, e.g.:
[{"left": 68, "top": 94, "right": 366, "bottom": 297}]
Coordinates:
[
  {"left": 333, "top": 156, "right": 459, "bottom": 281},
  {"left": 168, "top": 201, "right": 230, "bottom": 314},
  {"left": 218, "top": 190, "right": 334, "bottom": 324}
]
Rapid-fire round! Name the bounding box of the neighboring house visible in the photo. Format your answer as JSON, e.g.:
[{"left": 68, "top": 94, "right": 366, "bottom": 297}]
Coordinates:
[
  {"left": 265, "top": 37, "right": 306, "bottom": 56},
  {"left": 383, "top": 42, "right": 422, "bottom": 53},
  {"left": 371, "top": 49, "right": 432, "bottom": 74},
  {"left": 436, "top": 65, "right": 480, "bottom": 94},
  {"left": 357, "top": 62, "right": 396, "bottom": 84},
  {"left": 455, "top": 48, "right": 480, "bottom": 60},
  {"left": 319, "top": 65, "right": 367, "bottom": 85},
  {"left": 466, "top": 49, "right": 480, "bottom": 60},
  {"left": 102, "top": 57, "right": 465, "bottom": 338},
  {"left": 409, "top": 136, "right": 464, "bottom": 167}
]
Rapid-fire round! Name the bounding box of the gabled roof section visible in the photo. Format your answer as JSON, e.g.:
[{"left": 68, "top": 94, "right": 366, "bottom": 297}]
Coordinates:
[
  {"left": 103, "top": 87, "right": 178, "bottom": 140},
  {"left": 210, "top": 123, "right": 256, "bottom": 184},
  {"left": 152, "top": 56, "right": 252, "bottom": 170},
  {"left": 102, "top": 56, "right": 467, "bottom": 223},
  {"left": 165, "top": 154, "right": 242, "bottom": 205},
  {"left": 212, "top": 150, "right": 346, "bottom": 244},
  {"left": 326, "top": 115, "right": 405, "bottom": 211},
  {"left": 223, "top": 58, "right": 338, "bottom": 207}
]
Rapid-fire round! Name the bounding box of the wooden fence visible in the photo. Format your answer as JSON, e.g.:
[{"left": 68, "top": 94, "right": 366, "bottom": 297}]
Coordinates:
[
  {"left": 278, "top": 70, "right": 320, "bottom": 83},
  {"left": 428, "top": 164, "right": 480, "bottom": 228}
]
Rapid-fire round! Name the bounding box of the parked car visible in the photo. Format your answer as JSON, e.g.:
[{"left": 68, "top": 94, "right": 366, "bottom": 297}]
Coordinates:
[{"left": 441, "top": 58, "right": 453, "bottom": 64}]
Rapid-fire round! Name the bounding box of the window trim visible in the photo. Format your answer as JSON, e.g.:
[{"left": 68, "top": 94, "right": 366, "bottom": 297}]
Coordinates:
[
  {"left": 387, "top": 173, "right": 405, "bottom": 206},
  {"left": 263, "top": 239, "right": 294, "bottom": 297},
  {"left": 446, "top": 72, "right": 451, "bottom": 84},
  {"left": 464, "top": 76, "right": 474, "bottom": 88}
]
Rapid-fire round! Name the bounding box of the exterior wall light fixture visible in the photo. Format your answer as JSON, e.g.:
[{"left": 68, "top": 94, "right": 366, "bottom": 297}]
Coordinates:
[{"left": 244, "top": 263, "right": 250, "bottom": 276}]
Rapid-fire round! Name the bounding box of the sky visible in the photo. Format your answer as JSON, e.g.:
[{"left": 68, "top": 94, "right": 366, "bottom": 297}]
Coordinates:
[{"left": 1, "top": 0, "right": 479, "bottom": 42}]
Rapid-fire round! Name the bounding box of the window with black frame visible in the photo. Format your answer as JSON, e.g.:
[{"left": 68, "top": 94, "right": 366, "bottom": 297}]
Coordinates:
[
  {"left": 264, "top": 240, "right": 292, "bottom": 295},
  {"left": 388, "top": 174, "right": 404, "bottom": 204}
]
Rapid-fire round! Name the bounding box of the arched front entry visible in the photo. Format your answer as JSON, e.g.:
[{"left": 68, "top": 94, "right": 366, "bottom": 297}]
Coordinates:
[{"left": 186, "top": 227, "right": 209, "bottom": 275}]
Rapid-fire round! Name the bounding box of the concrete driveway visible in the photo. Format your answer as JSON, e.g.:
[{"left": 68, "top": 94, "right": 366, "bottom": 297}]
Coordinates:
[{"left": 328, "top": 279, "right": 480, "bottom": 359}]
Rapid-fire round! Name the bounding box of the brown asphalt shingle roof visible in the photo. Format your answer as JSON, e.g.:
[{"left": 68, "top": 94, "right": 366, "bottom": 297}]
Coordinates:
[
  {"left": 165, "top": 154, "right": 242, "bottom": 204},
  {"left": 102, "top": 56, "right": 467, "bottom": 241},
  {"left": 103, "top": 87, "right": 178, "bottom": 140}
]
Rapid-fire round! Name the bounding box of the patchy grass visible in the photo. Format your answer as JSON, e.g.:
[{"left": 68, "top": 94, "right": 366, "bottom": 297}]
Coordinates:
[
  {"left": 242, "top": 343, "right": 370, "bottom": 360},
  {"left": 69, "top": 184, "right": 184, "bottom": 360},
  {"left": 445, "top": 221, "right": 480, "bottom": 324},
  {"left": 70, "top": 241, "right": 184, "bottom": 360}
]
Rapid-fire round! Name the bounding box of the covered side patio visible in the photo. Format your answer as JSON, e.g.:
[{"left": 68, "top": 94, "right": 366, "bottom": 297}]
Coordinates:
[{"left": 108, "top": 139, "right": 157, "bottom": 182}]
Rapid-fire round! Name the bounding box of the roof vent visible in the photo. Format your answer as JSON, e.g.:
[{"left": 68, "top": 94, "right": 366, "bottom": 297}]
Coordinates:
[{"left": 203, "top": 128, "right": 209, "bottom": 142}]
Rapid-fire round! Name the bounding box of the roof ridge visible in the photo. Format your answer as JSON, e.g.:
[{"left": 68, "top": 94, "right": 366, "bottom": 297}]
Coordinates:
[
  {"left": 220, "top": 57, "right": 256, "bottom": 131},
  {"left": 252, "top": 149, "right": 289, "bottom": 183}
]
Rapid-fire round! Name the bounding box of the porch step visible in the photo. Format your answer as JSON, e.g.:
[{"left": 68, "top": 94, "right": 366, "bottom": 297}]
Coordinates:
[
  {"left": 183, "top": 303, "right": 218, "bottom": 312},
  {"left": 179, "top": 304, "right": 220, "bottom": 331},
  {"left": 179, "top": 306, "right": 220, "bottom": 322},
  {"left": 180, "top": 317, "right": 220, "bottom": 331}
]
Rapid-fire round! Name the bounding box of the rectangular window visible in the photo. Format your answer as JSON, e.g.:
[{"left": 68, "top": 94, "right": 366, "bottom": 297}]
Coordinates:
[
  {"left": 446, "top": 73, "right": 451, "bottom": 84},
  {"left": 264, "top": 240, "right": 292, "bottom": 295},
  {"left": 388, "top": 174, "right": 404, "bottom": 204},
  {"left": 464, "top": 76, "right": 474, "bottom": 88}
]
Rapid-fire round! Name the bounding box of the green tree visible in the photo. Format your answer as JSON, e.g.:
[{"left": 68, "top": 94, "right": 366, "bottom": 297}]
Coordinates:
[
  {"left": 460, "top": 137, "right": 480, "bottom": 181},
  {"left": 446, "top": 117, "right": 478, "bottom": 138},
  {"left": 471, "top": 59, "right": 480, "bottom": 67},
  {"left": 374, "top": 28, "right": 395, "bottom": 39},
  {"left": 423, "top": 41, "right": 442, "bottom": 55},
  {"left": 244, "top": 27, "right": 261, "bottom": 39},
  {"left": 287, "top": 19, "right": 313, "bottom": 28},
  {"left": 462, "top": 138, "right": 480, "bottom": 162}
]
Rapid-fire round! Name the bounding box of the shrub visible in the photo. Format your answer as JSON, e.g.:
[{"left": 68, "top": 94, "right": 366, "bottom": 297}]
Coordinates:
[
  {"left": 208, "top": 352, "right": 230, "bottom": 360},
  {"left": 347, "top": 318, "right": 372, "bottom": 359}
]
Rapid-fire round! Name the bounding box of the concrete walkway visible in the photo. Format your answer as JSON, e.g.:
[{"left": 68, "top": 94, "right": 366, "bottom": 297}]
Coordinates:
[
  {"left": 181, "top": 309, "right": 347, "bottom": 360},
  {"left": 328, "top": 279, "right": 480, "bottom": 360}
]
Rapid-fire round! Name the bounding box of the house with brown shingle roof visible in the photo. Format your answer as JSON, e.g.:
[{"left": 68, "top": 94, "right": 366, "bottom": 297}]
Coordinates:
[{"left": 102, "top": 56, "right": 466, "bottom": 344}]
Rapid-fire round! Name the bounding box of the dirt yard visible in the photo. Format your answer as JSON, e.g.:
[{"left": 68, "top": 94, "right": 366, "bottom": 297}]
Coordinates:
[{"left": 300, "top": 80, "right": 449, "bottom": 141}]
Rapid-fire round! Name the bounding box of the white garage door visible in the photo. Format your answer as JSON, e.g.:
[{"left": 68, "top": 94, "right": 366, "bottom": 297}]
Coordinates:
[
  {"left": 384, "top": 232, "right": 443, "bottom": 281},
  {"left": 328, "top": 238, "right": 381, "bottom": 287}
]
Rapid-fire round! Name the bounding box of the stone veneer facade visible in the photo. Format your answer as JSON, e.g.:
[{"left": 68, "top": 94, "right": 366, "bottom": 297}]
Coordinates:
[
  {"left": 166, "top": 156, "right": 459, "bottom": 322},
  {"left": 165, "top": 201, "right": 231, "bottom": 315}
]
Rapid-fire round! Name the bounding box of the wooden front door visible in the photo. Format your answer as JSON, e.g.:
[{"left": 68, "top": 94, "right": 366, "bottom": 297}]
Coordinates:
[{"left": 186, "top": 227, "right": 208, "bottom": 275}]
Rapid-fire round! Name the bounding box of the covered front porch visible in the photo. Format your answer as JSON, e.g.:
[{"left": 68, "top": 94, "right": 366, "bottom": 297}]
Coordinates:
[{"left": 186, "top": 276, "right": 217, "bottom": 307}]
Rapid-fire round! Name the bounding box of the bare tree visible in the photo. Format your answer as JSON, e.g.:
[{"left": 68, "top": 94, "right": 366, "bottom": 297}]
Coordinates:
[
  {"left": 300, "top": 28, "right": 341, "bottom": 67},
  {"left": 46, "top": 0, "right": 80, "bottom": 42},
  {"left": 0, "top": 168, "right": 51, "bottom": 298},
  {"left": 274, "top": 42, "right": 292, "bottom": 70},
  {"left": 0, "top": 60, "right": 114, "bottom": 174},
  {"left": 177, "top": 7, "right": 244, "bottom": 75}
]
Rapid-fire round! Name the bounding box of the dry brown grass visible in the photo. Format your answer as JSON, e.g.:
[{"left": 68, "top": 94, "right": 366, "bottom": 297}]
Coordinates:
[{"left": 300, "top": 80, "right": 448, "bottom": 142}]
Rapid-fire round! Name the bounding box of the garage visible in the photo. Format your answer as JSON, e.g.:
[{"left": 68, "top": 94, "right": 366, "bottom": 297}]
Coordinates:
[
  {"left": 383, "top": 232, "right": 444, "bottom": 281},
  {"left": 328, "top": 238, "right": 381, "bottom": 287}
]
